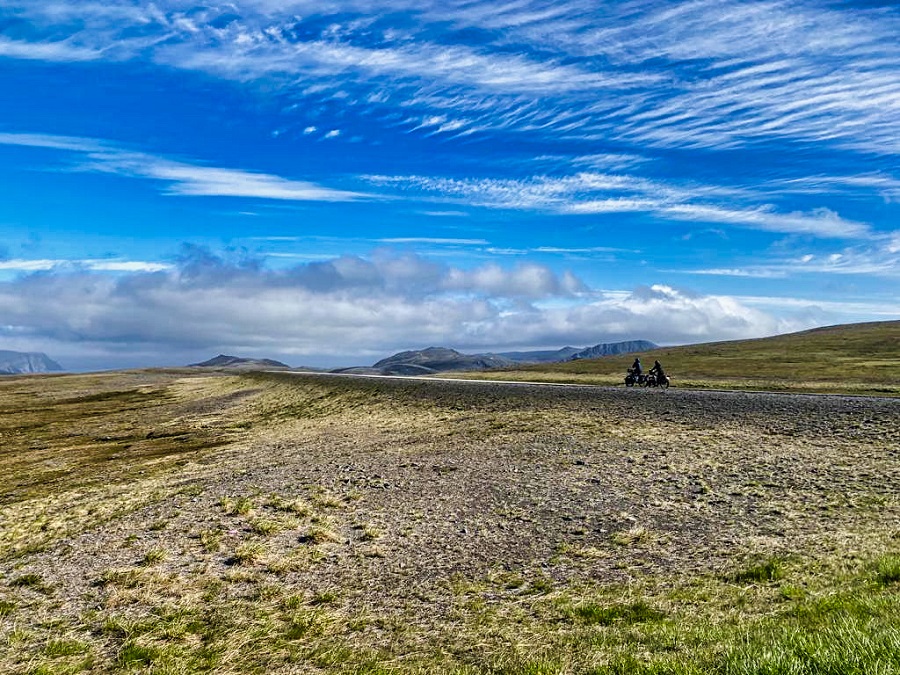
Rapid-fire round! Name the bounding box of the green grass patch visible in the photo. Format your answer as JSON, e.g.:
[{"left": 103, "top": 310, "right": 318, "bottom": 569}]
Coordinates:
[
  {"left": 569, "top": 600, "right": 666, "bottom": 626},
  {"left": 9, "top": 573, "right": 51, "bottom": 594},
  {"left": 139, "top": 548, "right": 168, "bottom": 566},
  {"left": 874, "top": 554, "right": 900, "bottom": 585},
  {"left": 727, "top": 557, "right": 784, "bottom": 584},
  {"left": 43, "top": 638, "right": 90, "bottom": 657}
]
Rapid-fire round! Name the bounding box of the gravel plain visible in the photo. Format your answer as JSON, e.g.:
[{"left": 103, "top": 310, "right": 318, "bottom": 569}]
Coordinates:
[{"left": 1, "top": 370, "right": 898, "bottom": 670}]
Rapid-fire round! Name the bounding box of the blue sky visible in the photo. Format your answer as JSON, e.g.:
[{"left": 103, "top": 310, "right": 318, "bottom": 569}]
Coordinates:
[{"left": 1, "top": 0, "right": 898, "bottom": 370}]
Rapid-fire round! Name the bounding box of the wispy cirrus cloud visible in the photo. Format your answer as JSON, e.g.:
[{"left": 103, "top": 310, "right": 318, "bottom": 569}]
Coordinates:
[
  {"left": 680, "top": 268, "right": 788, "bottom": 279},
  {"left": 369, "top": 172, "right": 871, "bottom": 239},
  {"left": 681, "top": 238, "right": 900, "bottom": 280},
  {"left": 7, "top": 0, "right": 898, "bottom": 153},
  {"left": 0, "top": 132, "right": 108, "bottom": 153},
  {"left": 0, "top": 36, "right": 104, "bottom": 62},
  {"left": 768, "top": 173, "right": 900, "bottom": 202},
  {"left": 0, "top": 258, "right": 171, "bottom": 273},
  {"left": 103, "top": 155, "right": 368, "bottom": 201},
  {"left": 379, "top": 238, "right": 489, "bottom": 245},
  {"left": 659, "top": 205, "right": 869, "bottom": 239},
  {"left": 0, "top": 131, "right": 877, "bottom": 241},
  {"left": 0, "top": 132, "right": 368, "bottom": 202}
]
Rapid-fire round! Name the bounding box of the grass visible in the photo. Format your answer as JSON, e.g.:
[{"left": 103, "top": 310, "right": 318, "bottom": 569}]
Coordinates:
[
  {"left": 874, "top": 554, "right": 900, "bottom": 585},
  {"left": 7, "top": 537, "right": 896, "bottom": 674},
  {"left": 232, "top": 541, "right": 266, "bottom": 565},
  {"left": 569, "top": 600, "right": 666, "bottom": 626},
  {"left": 198, "top": 528, "right": 224, "bottom": 552},
  {"left": 0, "top": 371, "right": 249, "bottom": 562},
  {"left": 727, "top": 557, "right": 784, "bottom": 584},
  {"left": 139, "top": 548, "right": 168, "bottom": 566}
]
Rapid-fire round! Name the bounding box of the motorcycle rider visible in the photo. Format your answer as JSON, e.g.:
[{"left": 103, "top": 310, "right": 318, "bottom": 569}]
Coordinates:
[
  {"left": 649, "top": 360, "right": 665, "bottom": 383},
  {"left": 630, "top": 357, "right": 642, "bottom": 377}
]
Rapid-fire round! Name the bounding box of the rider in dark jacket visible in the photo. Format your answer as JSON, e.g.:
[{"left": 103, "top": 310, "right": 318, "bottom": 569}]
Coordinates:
[{"left": 649, "top": 360, "right": 665, "bottom": 380}]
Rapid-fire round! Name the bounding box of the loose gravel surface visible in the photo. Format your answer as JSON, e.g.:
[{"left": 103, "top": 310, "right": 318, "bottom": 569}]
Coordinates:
[{"left": 1, "top": 370, "right": 898, "bottom": 668}]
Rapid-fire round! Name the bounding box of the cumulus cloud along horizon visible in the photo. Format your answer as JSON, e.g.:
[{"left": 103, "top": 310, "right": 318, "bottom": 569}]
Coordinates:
[{"left": 0, "top": 248, "right": 838, "bottom": 370}]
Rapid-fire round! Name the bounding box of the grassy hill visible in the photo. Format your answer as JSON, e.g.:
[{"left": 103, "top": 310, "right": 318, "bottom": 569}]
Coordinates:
[{"left": 464, "top": 321, "right": 900, "bottom": 395}]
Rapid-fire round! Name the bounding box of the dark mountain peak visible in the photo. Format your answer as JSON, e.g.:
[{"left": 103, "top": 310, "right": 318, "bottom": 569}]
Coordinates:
[
  {"left": 373, "top": 347, "right": 462, "bottom": 368},
  {"left": 371, "top": 347, "right": 514, "bottom": 374},
  {"left": 189, "top": 354, "right": 291, "bottom": 369}
]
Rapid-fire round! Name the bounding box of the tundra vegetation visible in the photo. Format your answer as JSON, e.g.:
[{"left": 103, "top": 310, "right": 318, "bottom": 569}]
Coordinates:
[{"left": 1, "top": 325, "right": 898, "bottom": 674}]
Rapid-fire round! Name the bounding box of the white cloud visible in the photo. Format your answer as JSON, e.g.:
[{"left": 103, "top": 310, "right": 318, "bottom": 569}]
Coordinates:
[
  {"left": 534, "top": 246, "right": 632, "bottom": 254},
  {"left": 370, "top": 172, "right": 871, "bottom": 239},
  {"left": 83, "top": 260, "right": 172, "bottom": 272},
  {"left": 1, "top": 249, "right": 878, "bottom": 370},
  {"left": 681, "top": 239, "right": 900, "bottom": 279},
  {"left": 0, "top": 258, "right": 171, "bottom": 273},
  {"left": 0, "top": 36, "right": 104, "bottom": 62},
  {"left": 0, "top": 132, "right": 108, "bottom": 153},
  {"left": 564, "top": 199, "right": 657, "bottom": 214},
  {"left": 379, "top": 238, "right": 488, "bottom": 245},
  {"left": 680, "top": 268, "right": 788, "bottom": 279},
  {"left": 0, "top": 259, "right": 59, "bottom": 272},
  {"left": 139, "top": 159, "right": 364, "bottom": 201},
  {"left": 444, "top": 263, "right": 587, "bottom": 298},
  {"left": 770, "top": 173, "right": 900, "bottom": 202},
  {"left": 0, "top": 132, "right": 368, "bottom": 202},
  {"left": 660, "top": 205, "right": 869, "bottom": 239}
]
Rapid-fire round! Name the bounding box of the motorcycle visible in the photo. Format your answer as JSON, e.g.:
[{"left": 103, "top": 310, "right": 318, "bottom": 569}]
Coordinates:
[
  {"left": 625, "top": 368, "right": 670, "bottom": 388},
  {"left": 645, "top": 371, "right": 670, "bottom": 388},
  {"left": 624, "top": 368, "right": 646, "bottom": 387}
]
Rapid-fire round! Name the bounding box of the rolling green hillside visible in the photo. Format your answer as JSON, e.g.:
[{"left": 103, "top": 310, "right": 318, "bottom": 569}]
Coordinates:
[{"left": 471, "top": 321, "right": 900, "bottom": 395}]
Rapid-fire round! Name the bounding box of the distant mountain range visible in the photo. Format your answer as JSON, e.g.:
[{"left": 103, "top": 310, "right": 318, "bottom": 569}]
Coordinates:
[
  {"left": 187, "top": 340, "right": 658, "bottom": 376},
  {"left": 189, "top": 354, "right": 292, "bottom": 369},
  {"left": 0, "top": 350, "right": 64, "bottom": 374},
  {"left": 335, "top": 340, "right": 658, "bottom": 376}
]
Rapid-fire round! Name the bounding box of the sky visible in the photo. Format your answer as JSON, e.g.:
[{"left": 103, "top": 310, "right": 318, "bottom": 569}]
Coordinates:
[{"left": 0, "top": 0, "right": 898, "bottom": 370}]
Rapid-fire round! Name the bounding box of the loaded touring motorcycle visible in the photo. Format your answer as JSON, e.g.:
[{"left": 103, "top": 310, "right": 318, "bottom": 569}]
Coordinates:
[{"left": 625, "top": 368, "right": 670, "bottom": 388}]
